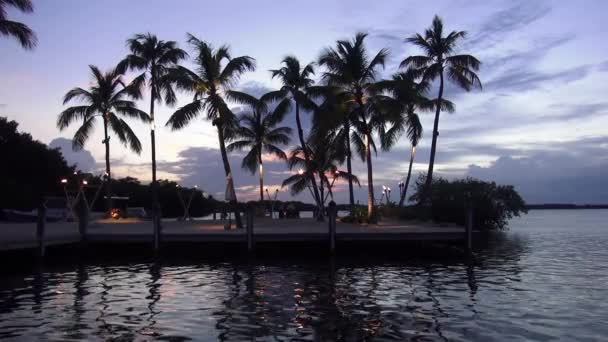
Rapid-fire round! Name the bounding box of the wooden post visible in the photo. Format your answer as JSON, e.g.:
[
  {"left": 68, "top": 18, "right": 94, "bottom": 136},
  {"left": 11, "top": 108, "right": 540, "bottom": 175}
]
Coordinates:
[
  {"left": 328, "top": 201, "right": 337, "bottom": 253},
  {"left": 76, "top": 194, "right": 88, "bottom": 242},
  {"left": 246, "top": 205, "right": 254, "bottom": 252},
  {"left": 153, "top": 202, "right": 161, "bottom": 252},
  {"left": 465, "top": 205, "right": 473, "bottom": 252},
  {"left": 36, "top": 202, "right": 46, "bottom": 257}
]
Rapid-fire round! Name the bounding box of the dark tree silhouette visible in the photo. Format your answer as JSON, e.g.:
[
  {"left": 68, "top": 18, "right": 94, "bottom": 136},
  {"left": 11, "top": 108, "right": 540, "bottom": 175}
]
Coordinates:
[
  {"left": 318, "top": 32, "right": 398, "bottom": 221},
  {"left": 118, "top": 32, "right": 187, "bottom": 228},
  {"left": 0, "top": 117, "right": 73, "bottom": 211},
  {"left": 226, "top": 92, "right": 291, "bottom": 200},
  {"left": 165, "top": 33, "right": 255, "bottom": 228},
  {"left": 0, "top": 0, "right": 37, "bottom": 49},
  {"left": 57, "top": 65, "right": 149, "bottom": 213},
  {"left": 263, "top": 56, "right": 326, "bottom": 220}
]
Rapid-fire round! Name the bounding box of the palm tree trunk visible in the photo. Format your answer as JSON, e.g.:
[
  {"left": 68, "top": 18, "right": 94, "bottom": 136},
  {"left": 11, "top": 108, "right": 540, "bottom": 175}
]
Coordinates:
[
  {"left": 422, "top": 71, "right": 444, "bottom": 206},
  {"left": 343, "top": 119, "right": 355, "bottom": 214},
  {"left": 365, "top": 132, "right": 375, "bottom": 221},
  {"left": 399, "top": 145, "right": 416, "bottom": 207},
  {"left": 217, "top": 125, "right": 243, "bottom": 228},
  {"left": 295, "top": 100, "right": 324, "bottom": 221},
  {"left": 149, "top": 71, "right": 161, "bottom": 240},
  {"left": 102, "top": 116, "right": 112, "bottom": 216},
  {"left": 258, "top": 150, "right": 264, "bottom": 201}
]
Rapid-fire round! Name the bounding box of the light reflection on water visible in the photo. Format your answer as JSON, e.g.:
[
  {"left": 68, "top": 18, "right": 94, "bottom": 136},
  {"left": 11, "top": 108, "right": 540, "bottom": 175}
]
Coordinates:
[{"left": 1, "top": 210, "right": 607, "bottom": 341}]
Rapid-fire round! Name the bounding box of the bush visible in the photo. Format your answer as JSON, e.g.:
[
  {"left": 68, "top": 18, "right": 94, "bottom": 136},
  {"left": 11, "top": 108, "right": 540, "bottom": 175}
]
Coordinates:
[{"left": 409, "top": 176, "right": 527, "bottom": 231}]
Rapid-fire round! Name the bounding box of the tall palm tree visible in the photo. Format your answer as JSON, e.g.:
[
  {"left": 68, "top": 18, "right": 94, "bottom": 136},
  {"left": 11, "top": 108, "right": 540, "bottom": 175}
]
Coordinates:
[
  {"left": 118, "top": 33, "right": 187, "bottom": 233},
  {"left": 165, "top": 34, "right": 255, "bottom": 229},
  {"left": 264, "top": 56, "right": 325, "bottom": 220},
  {"left": 318, "top": 32, "right": 395, "bottom": 221},
  {"left": 402, "top": 15, "right": 481, "bottom": 204},
  {"left": 0, "top": 0, "right": 36, "bottom": 49},
  {"left": 227, "top": 92, "right": 292, "bottom": 201},
  {"left": 57, "top": 65, "right": 149, "bottom": 213}
]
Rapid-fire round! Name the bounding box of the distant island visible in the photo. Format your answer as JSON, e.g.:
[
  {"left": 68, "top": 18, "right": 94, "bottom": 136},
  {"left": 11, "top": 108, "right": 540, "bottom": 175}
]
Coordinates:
[{"left": 526, "top": 204, "right": 608, "bottom": 210}]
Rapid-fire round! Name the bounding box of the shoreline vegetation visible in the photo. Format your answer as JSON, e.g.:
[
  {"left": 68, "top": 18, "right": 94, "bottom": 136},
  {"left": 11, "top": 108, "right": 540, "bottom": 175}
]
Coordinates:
[{"left": 2, "top": 3, "right": 528, "bottom": 232}]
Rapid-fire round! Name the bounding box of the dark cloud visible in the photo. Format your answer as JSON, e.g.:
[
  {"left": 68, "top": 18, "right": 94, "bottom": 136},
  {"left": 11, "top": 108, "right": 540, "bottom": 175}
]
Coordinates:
[
  {"left": 466, "top": 137, "right": 608, "bottom": 204},
  {"left": 484, "top": 64, "right": 590, "bottom": 92},
  {"left": 464, "top": 1, "right": 552, "bottom": 50},
  {"left": 49, "top": 137, "right": 97, "bottom": 172}
]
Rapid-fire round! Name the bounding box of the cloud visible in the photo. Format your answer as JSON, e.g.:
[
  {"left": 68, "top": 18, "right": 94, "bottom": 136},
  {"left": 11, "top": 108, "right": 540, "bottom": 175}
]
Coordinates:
[
  {"left": 464, "top": 1, "right": 552, "bottom": 50},
  {"left": 484, "top": 64, "right": 590, "bottom": 93},
  {"left": 49, "top": 137, "right": 97, "bottom": 172},
  {"left": 466, "top": 137, "right": 608, "bottom": 204}
]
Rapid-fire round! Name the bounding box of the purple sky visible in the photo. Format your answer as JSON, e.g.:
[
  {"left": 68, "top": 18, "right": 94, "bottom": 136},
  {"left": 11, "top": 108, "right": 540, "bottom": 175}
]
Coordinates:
[{"left": 2, "top": 0, "right": 608, "bottom": 204}]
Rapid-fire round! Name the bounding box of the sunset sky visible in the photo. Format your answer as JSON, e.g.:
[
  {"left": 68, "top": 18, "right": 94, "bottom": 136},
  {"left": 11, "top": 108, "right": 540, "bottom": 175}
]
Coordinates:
[{"left": 1, "top": 0, "right": 607, "bottom": 204}]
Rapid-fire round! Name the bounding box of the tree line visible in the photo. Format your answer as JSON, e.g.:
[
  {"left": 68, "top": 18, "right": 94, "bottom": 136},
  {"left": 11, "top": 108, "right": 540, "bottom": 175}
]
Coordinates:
[{"left": 2, "top": 1, "right": 482, "bottom": 224}]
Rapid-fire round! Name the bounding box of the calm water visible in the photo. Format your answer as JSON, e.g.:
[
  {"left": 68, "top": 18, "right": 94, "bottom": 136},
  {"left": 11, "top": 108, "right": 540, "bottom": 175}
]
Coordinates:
[{"left": 1, "top": 210, "right": 607, "bottom": 341}]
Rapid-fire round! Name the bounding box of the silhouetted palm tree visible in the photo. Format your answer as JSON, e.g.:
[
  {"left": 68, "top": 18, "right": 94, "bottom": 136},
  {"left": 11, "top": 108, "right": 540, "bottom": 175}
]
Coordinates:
[
  {"left": 57, "top": 65, "right": 149, "bottom": 213},
  {"left": 264, "top": 56, "right": 325, "bottom": 220},
  {"left": 318, "top": 32, "right": 396, "bottom": 221},
  {"left": 118, "top": 33, "right": 187, "bottom": 229},
  {"left": 165, "top": 34, "right": 255, "bottom": 228},
  {"left": 376, "top": 71, "right": 428, "bottom": 206},
  {"left": 402, "top": 15, "right": 481, "bottom": 204},
  {"left": 227, "top": 92, "right": 292, "bottom": 201},
  {"left": 0, "top": 0, "right": 36, "bottom": 49},
  {"left": 283, "top": 133, "right": 359, "bottom": 207}
]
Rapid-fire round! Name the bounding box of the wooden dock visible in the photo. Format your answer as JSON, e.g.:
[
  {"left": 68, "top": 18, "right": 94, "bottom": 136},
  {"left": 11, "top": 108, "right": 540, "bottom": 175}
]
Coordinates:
[{"left": 0, "top": 216, "right": 475, "bottom": 253}]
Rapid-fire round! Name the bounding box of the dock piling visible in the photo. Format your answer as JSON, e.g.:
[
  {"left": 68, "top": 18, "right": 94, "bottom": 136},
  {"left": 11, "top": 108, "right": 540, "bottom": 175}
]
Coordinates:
[
  {"left": 246, "top": 205, "right": 255, "bottom": 252},
  {"left": 328, "top": 201, "right": 337, "bottom": 253},
  {"left": 465, "top": 205, "right": 473, "bottom": 251},
  {"left": 36, "top": 202, "right": 46, "bottom": 257}
]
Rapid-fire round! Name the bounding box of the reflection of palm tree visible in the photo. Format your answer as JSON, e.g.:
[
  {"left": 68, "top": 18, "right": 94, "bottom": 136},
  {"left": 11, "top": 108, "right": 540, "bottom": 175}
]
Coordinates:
[
  {"left": 166, "top": 34, "right": 254, "bottom": 228},
  {"left": 402, "top": 15, "right": 481, "bottom": 204},
  {"left": 71, "top": 264, "right": 89, "bottom": 335},
  {"left": 140, "top": 261, "right": 162, "bottom": 338},
  {"left": 58, "top": 65, "right": 149, "bottom": 213},
  {"left": 0, "top": 0, "right": 37, "bottom": 50},
  {"left": 226, "top": 93, "right": 292, "bottom": 200}
]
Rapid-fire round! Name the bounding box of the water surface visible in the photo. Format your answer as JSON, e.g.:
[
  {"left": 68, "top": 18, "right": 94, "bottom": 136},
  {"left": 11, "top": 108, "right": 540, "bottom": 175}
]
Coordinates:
[{"left": 1, "top": 210, "right": 607, "bottom": 341}]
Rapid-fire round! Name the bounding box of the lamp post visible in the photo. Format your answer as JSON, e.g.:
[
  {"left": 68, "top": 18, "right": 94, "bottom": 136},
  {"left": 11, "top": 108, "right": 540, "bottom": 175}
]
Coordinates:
[
  {"left": 398, "top": 181, "right": 405, "bottom": 199},
  {"left": 265, "top": 187, "right": 279, "bottom": 219}
]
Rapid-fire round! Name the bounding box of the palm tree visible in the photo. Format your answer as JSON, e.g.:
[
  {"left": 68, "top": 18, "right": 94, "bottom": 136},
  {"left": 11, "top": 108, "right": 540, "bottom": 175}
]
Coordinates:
[
  {"left": 0, "top": 0, "right": 36, "bottom": 49},
  {"left": 318, "top": 32, "right": 395, "bottom": 221},
  {"left": 376, "top": 71, "right": 427, "bottom": 207},
  {"left": 283, "top": 133, "right": 359, "bottom": 207},
  {"left": 227, "top": 92, "right": 292, "bottom": 201},
  {"left": 118, "top": 33, "right": 187, "bottom": 233},
  {"left": 165, "top": 34, "right": 255, "bottom": 228},
  {"left": 57, "top": 65, "right": 149, "bottom": 214},
  {"left": 402, "top": 15, "right": 481, "bottom": 204},
  {"left": 264, "top": 56, "right": 325, "bottom": 220}
]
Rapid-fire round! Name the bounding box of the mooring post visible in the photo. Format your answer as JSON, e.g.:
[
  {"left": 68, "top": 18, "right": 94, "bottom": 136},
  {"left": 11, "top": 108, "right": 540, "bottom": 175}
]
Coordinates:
[
  {"left": 153, "top": 202, "right": 161, "bottom": 253},
  {"left": 466, "top": 205, "right": 473, "bottom": 252},
  {"left": 76, "top": 194, "right": 88, "bottom": 242},
  {"left": 36, "top": 201, "right": 46, "bottom": 257},
  {"left": 328, "top": 201, "right": 337, "bottom": 253},
  {"left": 246, "top": 205, "right": 254, "bottom": 252}
]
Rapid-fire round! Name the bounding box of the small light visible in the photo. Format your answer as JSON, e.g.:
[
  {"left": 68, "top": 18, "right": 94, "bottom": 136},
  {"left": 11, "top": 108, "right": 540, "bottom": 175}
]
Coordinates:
[
  {"left": 73, "top": 171, "right": 78, "bottom": 175},
  {"left": 298, "top": 169, "right": 304, "bottom": 175},
  {"left": 82, "top": 180, "right": 88, "bottom": 185},
  {"left": 194, "top": 184, "right": 198, "bottom": 188},
  {"left": 382, "top": 185, "right": 386, "bottom": 190},
  {"left": 388, "top": 187, "right": 391, "bottom": 191},
  {"left": 61, "top": 178, "right": 68, "bottom": 184}
]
